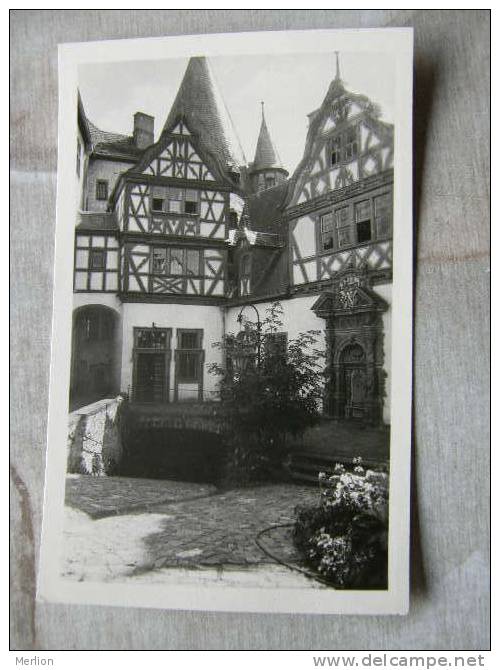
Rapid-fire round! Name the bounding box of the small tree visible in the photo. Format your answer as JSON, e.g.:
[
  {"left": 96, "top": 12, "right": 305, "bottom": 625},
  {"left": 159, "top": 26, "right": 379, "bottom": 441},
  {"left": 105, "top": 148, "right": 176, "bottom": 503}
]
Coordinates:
[{"left": 209, "top": 302, "right": 325, "bottom": 485}]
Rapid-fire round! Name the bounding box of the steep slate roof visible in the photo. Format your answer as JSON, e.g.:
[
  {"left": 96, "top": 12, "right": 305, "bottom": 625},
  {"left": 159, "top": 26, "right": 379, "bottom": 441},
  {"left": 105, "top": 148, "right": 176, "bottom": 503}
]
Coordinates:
[
  {"left": 243, "top": 180, "right": 289, "bottom": 232},
  {"left": 87, "top": 120, "right": 129, "bottom": 146},
  {"left": 251, "top": 108, "right": 284, "bottom": 171},
  {"left": 78, "top": 94, "right": 147, "bottom": 162},
  {"left": 76, "top": 212, "right": 118, "bottom": 231},
  {"left": 162, "top": 57, "right": 246, "bottom": 172},
  {"left": 87, "top": 120, "right": 144, "bottom": 161}
]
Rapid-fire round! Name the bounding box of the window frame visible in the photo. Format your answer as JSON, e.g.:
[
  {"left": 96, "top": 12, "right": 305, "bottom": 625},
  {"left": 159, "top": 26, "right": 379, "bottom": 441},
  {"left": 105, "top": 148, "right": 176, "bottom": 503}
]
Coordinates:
[
  {"left": 95, "top": 179, "right": 109, "bottom": 201},
  {"left": 316, "top": 190, "right": 393, "bottom": 256},
  {"left": 373, "top": 191, "right": 393, "bottom": 239},
  {"left": 150, "top": 187, "right": 199, "bottom": 216},
  {"left": 175, "top": 328, "right": 204, "bottom": 388},
  {"left": 89, "top": 248, "right": 106, "bottom": 270},
  {"left": 355, "top": 199, "right": 373, "bottom": 244},
  {"left": 329, "top": 125, "right": 360, "bottom": 167},
  {"left": 151, "top": 197, "right": 165, "bottom": 212},
  {"left": 151, "top": 246, "right": 202, "bottom": 277},
  {"left": 239, "top": 252, "right": 251, "bottom": 296},
  {"left": 320, "top": 211, "right": 335, "bottom": 251},
  {"left": 265, "top": 175, "right": 276, "bottom": 189}
]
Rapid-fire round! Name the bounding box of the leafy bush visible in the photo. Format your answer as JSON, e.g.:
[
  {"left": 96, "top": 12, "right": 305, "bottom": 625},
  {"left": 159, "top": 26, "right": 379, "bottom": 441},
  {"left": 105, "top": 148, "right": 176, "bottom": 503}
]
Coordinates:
[
  {"left": 294, "top": 458, "right": 389, "bottom": 589},
  {"left": 209, "top": 302, "right": 325, "bottom": 485}
]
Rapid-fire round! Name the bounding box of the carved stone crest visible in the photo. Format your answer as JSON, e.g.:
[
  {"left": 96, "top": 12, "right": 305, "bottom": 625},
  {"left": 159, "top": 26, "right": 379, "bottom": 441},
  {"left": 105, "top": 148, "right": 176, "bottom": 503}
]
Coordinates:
[{"left": 338, "top": 274, "right": 361, "bottom": 308}]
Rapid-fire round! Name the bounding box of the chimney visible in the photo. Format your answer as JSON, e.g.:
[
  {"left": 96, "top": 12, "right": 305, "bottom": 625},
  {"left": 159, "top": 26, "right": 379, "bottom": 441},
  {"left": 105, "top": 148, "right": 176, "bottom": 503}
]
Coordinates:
[{"left": 133, "top": 112, "right": 154, "bottom": 149}]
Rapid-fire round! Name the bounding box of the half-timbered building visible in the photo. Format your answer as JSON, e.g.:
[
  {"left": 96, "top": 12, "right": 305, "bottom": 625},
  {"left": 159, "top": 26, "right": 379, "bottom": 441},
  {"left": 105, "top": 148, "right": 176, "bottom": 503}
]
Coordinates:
[{"left": 71, "top": 54, "right": 394, "bottom": 427}]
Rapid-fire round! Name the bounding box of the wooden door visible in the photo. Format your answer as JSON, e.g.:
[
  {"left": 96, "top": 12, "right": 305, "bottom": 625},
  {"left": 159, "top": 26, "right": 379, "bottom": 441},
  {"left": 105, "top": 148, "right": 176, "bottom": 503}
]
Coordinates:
[
  {"left": 345, "top": 367, "right": 366, "bottom": 419},
  {"left": 135, "top": 353, "right": 166, "bottom": 403}
]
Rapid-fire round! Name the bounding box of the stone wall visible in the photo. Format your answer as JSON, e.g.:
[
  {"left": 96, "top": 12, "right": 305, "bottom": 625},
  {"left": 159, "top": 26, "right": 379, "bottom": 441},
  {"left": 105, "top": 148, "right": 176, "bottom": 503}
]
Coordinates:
[{"left": 67, "top": 397, "right": 124, "bottom": 475}]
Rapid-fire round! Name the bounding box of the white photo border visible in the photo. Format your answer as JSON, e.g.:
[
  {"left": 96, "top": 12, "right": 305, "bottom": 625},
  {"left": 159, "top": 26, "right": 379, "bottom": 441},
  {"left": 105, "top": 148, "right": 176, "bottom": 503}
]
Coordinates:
[{"left": 37, "top": 27, "right": 414, "bottom": 615}]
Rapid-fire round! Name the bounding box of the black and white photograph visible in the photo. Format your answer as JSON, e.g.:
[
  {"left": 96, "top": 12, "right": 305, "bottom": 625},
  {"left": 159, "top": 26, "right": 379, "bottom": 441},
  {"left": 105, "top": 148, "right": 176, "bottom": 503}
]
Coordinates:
[{"left": 36, "top": 28, "right": 413, "bottom": 615}]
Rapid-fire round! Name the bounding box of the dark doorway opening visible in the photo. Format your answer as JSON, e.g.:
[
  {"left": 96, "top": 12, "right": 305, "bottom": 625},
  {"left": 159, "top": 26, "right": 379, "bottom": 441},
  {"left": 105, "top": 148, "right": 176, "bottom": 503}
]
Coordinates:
[
  {"left": 121, "top": 427, "right": 225, "bottom": 483},
  {"left": 134, "top": 353, "right": 167, "bottom": 402},
  {"left": 70, "top": 305, "right": 119, "bottom": 410}
]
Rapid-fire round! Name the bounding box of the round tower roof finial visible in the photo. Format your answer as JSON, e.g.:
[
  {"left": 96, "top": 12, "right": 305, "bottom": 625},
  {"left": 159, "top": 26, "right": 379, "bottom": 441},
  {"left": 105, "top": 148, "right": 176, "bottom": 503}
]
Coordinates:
[
  {"left": 260, "top": 100, "right": 265, "bottom": 118},
  {"left": 335, "top": 51, "right": 341, "bottom": 80}
]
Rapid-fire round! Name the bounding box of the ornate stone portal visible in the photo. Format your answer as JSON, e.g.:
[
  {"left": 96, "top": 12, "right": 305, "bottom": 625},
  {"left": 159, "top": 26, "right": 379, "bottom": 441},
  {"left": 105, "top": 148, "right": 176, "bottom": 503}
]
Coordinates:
[{"left": 311, "top": 266, "right": 388, "bottom": 425}]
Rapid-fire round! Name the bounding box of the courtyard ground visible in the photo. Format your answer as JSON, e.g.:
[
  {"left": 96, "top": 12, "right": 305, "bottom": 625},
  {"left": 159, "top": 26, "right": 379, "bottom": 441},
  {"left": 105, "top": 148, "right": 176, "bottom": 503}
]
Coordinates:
[{"left": 62, "top": 475, "right": 323, "bottom": 588}]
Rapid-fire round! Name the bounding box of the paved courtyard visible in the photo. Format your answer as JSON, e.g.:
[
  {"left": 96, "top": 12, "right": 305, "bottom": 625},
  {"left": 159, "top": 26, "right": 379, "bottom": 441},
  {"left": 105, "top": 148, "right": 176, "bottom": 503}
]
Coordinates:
[{"left": 62, "top": 475, "right": 321, "bottom": 587}]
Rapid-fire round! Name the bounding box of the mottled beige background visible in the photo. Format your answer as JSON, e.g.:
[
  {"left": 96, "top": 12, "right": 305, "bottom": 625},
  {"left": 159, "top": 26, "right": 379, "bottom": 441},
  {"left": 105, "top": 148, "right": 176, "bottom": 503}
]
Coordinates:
[{"left": 10, "top": 9, "right": 490, "bottom": 650}]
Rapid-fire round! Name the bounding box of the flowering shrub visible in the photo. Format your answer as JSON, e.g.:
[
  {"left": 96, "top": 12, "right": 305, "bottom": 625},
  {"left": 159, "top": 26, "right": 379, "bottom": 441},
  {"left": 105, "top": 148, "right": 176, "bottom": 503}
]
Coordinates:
[{"left": 294, "top": 458, "right": 389, "bottom": 588}]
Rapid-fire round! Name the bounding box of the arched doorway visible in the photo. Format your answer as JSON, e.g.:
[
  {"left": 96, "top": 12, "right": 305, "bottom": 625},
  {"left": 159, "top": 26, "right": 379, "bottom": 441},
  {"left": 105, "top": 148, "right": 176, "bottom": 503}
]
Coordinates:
[
  {"left": 339, "top": 343, "right": 367, "bottom": 420},
  {"left": 70, "top": 305, "right": 120, "bottom": 409},
  {"left": 311, "top": 268, "right": 388, "bottom": 425}
]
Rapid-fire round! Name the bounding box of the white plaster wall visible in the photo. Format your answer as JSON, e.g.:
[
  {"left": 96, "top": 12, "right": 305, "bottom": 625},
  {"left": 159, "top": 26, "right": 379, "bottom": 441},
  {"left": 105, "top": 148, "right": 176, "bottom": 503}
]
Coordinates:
[
  {"left": 120, "top": 303, "right": 225, "bottom": 400},
  {"left": 226, "top": 288, "right": 392, "bottom": 424},
  {"left": 86, "top": 158, "right": 133, "bottom": 212},
  {"left": 291, "top": 215, "right": 316, "bottom": 259},
  {"left": 225, "top": 295, "right": 325, "bottom": 344},
  {"left": 372, "top": 282, "right": 392, "bottom": 424}
]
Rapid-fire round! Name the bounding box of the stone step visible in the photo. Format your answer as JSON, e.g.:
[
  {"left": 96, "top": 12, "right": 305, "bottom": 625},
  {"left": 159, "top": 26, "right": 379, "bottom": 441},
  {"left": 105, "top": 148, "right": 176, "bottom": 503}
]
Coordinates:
[{"left": 288, "top": 450, "right": 388, "bottom": 485}]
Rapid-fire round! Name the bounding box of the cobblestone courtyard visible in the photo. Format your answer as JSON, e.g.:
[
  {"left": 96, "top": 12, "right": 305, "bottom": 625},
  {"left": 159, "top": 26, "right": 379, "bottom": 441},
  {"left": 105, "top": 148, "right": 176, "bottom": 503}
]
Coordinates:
[{"left": 62, "top": 475, "right": 322, "bottom": 587}]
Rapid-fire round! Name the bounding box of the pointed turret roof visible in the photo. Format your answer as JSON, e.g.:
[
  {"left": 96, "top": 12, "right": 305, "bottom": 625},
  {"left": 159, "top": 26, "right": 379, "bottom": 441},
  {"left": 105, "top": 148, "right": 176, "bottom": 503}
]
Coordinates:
[
  {"left": 251, "top": 103, "right": 284, "bottom": 172},
  {"left": 162, "top": 56, "right": 246, "bottom": 172}
]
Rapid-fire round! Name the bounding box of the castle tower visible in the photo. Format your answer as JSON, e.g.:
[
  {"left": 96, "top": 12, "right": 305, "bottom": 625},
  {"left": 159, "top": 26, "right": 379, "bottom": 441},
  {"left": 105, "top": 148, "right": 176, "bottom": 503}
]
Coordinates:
[{"left": 248, "top": 102, "right": 288, "bottom": 193}]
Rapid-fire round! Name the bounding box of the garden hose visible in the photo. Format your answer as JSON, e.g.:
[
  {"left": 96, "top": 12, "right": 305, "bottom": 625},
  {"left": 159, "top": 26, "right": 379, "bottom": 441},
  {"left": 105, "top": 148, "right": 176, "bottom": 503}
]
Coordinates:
[{"left": 254, "top": 523, "right": 334, "bottom": 588}]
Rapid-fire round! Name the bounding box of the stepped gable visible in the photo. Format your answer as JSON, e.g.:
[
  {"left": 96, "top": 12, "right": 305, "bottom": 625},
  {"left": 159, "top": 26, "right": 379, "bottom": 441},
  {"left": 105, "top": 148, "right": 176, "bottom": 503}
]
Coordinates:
[{"left": 162, "top": 56, "right": 246, "bottom": 173}]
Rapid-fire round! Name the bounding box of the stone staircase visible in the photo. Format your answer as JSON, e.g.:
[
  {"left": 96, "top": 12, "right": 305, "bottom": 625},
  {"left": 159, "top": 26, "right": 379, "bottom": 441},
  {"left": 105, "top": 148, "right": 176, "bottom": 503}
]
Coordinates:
[{"left": 288, "top": 420, "right": 390, "bottom": 485}]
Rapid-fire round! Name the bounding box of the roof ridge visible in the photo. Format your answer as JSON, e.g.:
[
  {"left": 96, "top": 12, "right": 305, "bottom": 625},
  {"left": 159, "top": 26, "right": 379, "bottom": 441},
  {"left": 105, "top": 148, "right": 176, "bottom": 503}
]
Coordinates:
[{"left": 87, "top": 119, "right": 132, "bottom": 146}]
